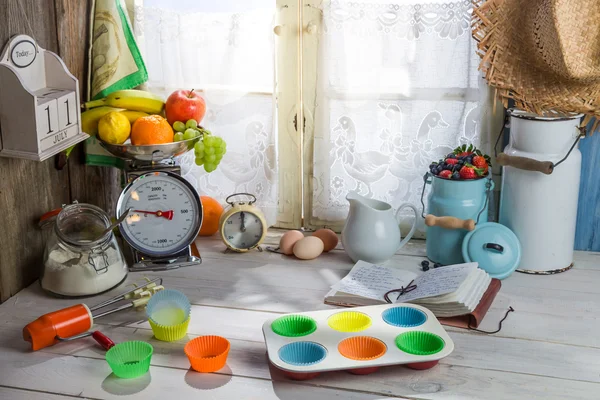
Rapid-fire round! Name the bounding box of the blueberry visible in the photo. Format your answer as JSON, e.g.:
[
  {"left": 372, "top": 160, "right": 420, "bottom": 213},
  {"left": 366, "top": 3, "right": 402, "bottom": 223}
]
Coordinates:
[
  {"left": 422, "top": 265, "right": 430, "bottom": 272},
  {"left": 446, "top": 153, "right": 456, "bottom": 159},
  {"left": 453, "top": 165, "right": 460, "bottom": 172},
  {"left": 421, "top": 260, "right": 429, "bottom": 268},
  {"left": 458, "top": 159, "right": 464, "bottom": 165},
  {"left": 452, "top": 172, "right": 460, "bottom": 180},
  {"left": 434, "top": 263, "right": 442, "bottom": 268}
]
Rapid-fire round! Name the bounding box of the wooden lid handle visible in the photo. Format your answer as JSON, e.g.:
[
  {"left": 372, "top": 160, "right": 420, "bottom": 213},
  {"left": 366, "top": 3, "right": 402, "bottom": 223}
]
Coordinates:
[
  {"left": 496, "top": 153, "right": 554, "bottom": 175},
  {"left": 425, "top": 215, "right": 475, "bottom": 231}
]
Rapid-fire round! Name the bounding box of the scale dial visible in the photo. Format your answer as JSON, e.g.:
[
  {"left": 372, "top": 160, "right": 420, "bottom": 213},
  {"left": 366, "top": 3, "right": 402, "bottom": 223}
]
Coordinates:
[{"left": 116, "top": 171, "right": 202, "bottom": 257}]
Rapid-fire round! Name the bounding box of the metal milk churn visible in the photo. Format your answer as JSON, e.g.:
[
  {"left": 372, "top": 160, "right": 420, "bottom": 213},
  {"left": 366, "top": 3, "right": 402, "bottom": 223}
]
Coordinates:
[
  {"left": 498, "top": 109, "right": 583, "bottom": 274},
  {"left": 420, "top": 173, "right": 494, "bottom": 265}
]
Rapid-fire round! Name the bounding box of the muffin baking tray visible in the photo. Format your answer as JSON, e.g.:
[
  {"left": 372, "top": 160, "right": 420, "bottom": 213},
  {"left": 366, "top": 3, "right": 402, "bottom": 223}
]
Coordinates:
[{"left": 262, "top": 304, "right": 454, "bottom": 377}]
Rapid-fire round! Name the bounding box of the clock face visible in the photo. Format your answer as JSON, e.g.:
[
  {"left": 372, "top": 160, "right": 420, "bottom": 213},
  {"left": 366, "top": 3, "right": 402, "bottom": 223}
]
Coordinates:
[
  {"left": 222, "top": 211, "right": 264, "bottom": 250},
  {"left": 116, "top": 172, "right": 202, "bottom": 256}
]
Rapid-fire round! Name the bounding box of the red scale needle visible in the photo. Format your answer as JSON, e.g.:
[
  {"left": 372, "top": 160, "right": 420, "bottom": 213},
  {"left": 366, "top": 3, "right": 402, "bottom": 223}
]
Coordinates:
[{"left": 134, "top": 210, "right": 174, "bottom": 220}]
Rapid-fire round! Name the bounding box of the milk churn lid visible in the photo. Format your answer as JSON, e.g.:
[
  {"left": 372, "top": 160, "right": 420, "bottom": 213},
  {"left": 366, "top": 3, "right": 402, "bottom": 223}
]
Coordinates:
[{"left": 461, "top": 222, "right": 521, "bottom": 280}]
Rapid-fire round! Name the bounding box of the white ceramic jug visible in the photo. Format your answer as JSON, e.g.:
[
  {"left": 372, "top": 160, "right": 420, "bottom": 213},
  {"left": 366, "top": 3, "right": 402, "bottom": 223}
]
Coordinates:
[{"left": 341, "top": 191, "right": 418, "bottom": 264}]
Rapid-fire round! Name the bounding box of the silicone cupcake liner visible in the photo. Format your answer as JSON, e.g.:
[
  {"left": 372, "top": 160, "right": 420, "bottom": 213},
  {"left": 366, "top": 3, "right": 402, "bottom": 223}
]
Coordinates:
[
  {"left": 146, "top": 289, "right": 191, "bottom": 325},
  {"left": 347, "top": 366, "right": 380, "bottom": 375},
  {"left": 382, "top": 307, "right": 427, "bottom": 328},
  {"left": 338, "top": 336, "right": 387, "bottom": 361},
  {"left": 271, "top": 315, "right": 317, "bottom": 337},
  {"left": 395, "top": 331, "right": 445, "bottom": 356},
  {"left": 405, "top": 360, "right": 440, "bottom": 370},
  {"left": 105, "top": 341, "right": 153, "bottom": 379},
  {"left": 185, "top": 335, "right": 230, "bottom": 373},
  {"left": 146, "top": 289, "right": 191, "bottom": 341},
  {"left": 278, "top": 342, "right": 327, "bottom": 366},
  {"left": 327, "top": 311, "right": 372, "bottom": 332},
  {"left": 149, "top": 316, "right": 190, "bottom": 342},
  {"left": 277, "top": 368, "right": 321, "bottom": 381}
]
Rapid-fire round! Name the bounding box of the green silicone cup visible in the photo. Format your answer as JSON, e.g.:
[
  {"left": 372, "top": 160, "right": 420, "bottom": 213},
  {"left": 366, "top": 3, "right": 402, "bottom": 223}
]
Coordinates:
[
  {"left": 271, "top": 315, "right": 317, "bottom": 337},
  {"left": 395, "top": 331, "right": 445, "bottom": 356},
  {"left": 105, "top": 341, "right": 153, "bottom": 379}
]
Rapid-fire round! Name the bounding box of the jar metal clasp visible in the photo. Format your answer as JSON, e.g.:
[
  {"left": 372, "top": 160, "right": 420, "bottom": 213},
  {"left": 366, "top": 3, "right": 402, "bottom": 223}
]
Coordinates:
[{"left": 88, "top": 248, "right": 109, "bottom": 274}]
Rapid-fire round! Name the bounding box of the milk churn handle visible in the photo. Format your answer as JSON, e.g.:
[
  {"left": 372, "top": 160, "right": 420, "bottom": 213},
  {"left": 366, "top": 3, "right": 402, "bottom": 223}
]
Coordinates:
[
  {"left": 475, "top": 178, "right": 493, "bottom": 225},
  {"left": 493, "top": 114, "right": 510, "bottom": 158},
  {"left": 420, "top": 172, "right": 432, "bottom": 219},
  {"left": 553, "top": 129, "right": 585, "bottom": 169},
  {"left": 495, "top": 125, "right": 584, "bottom": 174}
]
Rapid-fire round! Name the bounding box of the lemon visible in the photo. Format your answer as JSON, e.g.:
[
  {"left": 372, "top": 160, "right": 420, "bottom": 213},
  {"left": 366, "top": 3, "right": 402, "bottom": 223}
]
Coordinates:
[{"left": 98, "top": 112, "right": 131, "bottom": 144}]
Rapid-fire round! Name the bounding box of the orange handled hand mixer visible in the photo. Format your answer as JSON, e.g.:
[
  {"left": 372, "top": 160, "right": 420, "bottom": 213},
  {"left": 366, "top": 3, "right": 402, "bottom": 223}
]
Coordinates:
[{"left": 23, "top": 277, "right": 164, "bottom": 351}]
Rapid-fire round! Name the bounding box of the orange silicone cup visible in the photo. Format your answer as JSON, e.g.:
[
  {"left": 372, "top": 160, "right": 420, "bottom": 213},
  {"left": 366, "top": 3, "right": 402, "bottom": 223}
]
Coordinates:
[
  {"left": 338, "top": 336, "right": 387, "bottom": 361},
  {"left": 184, "top": 335, "right": 230, "bottom": 373}
]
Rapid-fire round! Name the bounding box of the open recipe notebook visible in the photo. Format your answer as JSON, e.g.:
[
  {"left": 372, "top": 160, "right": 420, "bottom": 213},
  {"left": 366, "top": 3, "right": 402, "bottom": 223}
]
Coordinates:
[{"left": 325, "top": 261, "right": 501, "bottom": 328}]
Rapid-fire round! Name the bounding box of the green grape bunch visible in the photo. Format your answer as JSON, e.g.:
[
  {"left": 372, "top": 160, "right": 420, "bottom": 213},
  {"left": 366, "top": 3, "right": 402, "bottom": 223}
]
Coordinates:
[{"left": 172, "top": 119, "right": 227, "bottom": 173}]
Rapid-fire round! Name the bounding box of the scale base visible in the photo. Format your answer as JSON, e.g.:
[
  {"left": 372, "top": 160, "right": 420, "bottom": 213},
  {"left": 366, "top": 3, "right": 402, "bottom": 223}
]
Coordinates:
[{"left": 127, "top": 247, "right": 202, "bottom": 272}]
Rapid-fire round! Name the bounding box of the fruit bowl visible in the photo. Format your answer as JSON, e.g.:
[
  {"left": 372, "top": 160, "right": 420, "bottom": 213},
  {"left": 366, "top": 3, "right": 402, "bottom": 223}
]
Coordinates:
[{"left": 98, "top": 137, "right": 200, "bottom": 162}]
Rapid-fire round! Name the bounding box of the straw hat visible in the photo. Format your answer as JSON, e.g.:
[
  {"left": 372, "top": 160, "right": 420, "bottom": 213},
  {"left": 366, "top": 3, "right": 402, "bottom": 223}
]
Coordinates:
[{"left": 472, "top": 0, "right": 600, "bottom": 131}]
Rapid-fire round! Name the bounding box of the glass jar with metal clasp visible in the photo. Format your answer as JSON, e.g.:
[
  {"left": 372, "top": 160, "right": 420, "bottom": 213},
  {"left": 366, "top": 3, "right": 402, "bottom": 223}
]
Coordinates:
[{"left": 40, "top": 202, "right": 128, "bottom": 297}]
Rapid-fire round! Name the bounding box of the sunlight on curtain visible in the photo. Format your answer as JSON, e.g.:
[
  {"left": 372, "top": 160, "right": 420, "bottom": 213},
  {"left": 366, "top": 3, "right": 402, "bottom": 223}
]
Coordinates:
[
  {"left": 312, "top": 0, "right": 492, "bottom": 235},
  {"left": 133, "top": 0, "right": 278, "bottom": 224}
]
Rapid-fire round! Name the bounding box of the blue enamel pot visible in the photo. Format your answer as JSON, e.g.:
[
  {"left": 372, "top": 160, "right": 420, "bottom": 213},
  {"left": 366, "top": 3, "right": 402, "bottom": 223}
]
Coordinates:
[{"left": 420, "top": 173, "right": 494, "bottom": 265}]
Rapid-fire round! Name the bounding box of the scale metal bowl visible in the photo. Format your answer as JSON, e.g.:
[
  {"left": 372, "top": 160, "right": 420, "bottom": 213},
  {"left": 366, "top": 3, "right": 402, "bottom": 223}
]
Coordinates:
[{"left": 98, "top": 137, "right": 199, "bottom": 162}]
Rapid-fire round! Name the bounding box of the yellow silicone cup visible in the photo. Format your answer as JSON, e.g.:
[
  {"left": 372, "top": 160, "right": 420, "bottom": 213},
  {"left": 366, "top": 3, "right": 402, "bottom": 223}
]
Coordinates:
[
  {"left": 149, "top": 316, "right": 190, "bottom": 342},
  {"left": 328, "top": 311, "right": 372, "bottom": 332}
]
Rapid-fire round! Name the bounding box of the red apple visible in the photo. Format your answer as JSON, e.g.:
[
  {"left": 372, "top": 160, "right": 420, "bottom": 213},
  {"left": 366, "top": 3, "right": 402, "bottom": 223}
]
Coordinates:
[{"left": 165, "top": 89, "right": 206, "bottom": 125}]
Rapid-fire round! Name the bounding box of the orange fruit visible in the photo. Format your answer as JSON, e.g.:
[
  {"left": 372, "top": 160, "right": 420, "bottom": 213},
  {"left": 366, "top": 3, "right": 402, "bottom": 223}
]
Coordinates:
[
  {"left": 199, "top": 196, "right": 224, "bottom": 236},
  {"left": 130, "top": 115, "right": 174, "bottom": 145}
]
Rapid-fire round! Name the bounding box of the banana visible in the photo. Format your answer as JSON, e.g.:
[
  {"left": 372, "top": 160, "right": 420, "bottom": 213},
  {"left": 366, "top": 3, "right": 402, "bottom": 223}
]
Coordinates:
[
  {"left": 81, "top": 106, "right": 125, "bottom": 135},
  {"left": 120, "top": 110, "right": 149, "bottom": 124},
  {"left": 84, "top": 90, "right": 164, "bottom": 114}
]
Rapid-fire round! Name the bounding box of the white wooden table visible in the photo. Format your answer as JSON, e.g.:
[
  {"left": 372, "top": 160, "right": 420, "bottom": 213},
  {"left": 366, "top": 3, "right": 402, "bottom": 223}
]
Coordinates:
[{"left": 1, "top": 233, "right": 599, "bottom": 400}]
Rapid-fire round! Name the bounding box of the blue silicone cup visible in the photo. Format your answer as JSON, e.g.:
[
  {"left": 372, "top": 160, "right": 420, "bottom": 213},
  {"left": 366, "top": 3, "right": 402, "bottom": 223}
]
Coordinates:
[
  {"left": 278, "top": 342, "right": 327, "bottom": 366},
  {"left": 382, "top": 307, "right": 427, "bottom": 328},
  {"left": 146, "top": 289, "right": 191, "bottom": 325}
]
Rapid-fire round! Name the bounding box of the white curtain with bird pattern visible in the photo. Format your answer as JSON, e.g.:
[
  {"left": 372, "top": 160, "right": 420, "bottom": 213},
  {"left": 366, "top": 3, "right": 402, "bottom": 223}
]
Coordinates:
[
  {"left": 312, "top": 0, "right": 493, "bottom": 235},
  {"left": 132, "top": 0, "right": 278, "bottom": 225}
]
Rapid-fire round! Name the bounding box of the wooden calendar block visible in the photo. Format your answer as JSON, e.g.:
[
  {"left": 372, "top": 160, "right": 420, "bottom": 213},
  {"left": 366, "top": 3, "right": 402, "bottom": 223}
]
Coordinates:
[
  {"left": 39, "top": 124, "right": 79, "bottom": 153},
  {"left": 54, "top": 90, "right": 77, "bottom": 130},
  {"left": 0, "top": 34, "right": 88, "bottom": 161},
  {"left": 35, "top": 97, "right": 59, "bottom": 139}
]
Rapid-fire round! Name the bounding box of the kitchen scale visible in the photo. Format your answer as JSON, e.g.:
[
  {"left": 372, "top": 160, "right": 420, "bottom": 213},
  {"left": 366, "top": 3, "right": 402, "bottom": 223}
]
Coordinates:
[{"left": 100, "top": 138, "right": 203, "bottom": 271}]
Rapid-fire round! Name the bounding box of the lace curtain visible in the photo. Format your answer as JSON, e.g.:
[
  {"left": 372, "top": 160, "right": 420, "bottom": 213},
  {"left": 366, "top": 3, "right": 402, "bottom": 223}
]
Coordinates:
[
  {"left": 312, "top": 0, "right": 493, "bottom": 235},
  {"left": 132, "top": 0, "right": 278, "bottom": 225}
]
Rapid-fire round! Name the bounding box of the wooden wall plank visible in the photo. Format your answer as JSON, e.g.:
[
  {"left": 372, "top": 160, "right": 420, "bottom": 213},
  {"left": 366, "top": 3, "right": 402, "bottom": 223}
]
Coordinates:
[
  {"left": 54, "top": 0, "right": 121, "bottom": 212},
  {"left": 575, "top": 129, "right": 600, "bottom": 251},
  {"left": 0, "top": 0, "right": 71, "bottom": 302}
]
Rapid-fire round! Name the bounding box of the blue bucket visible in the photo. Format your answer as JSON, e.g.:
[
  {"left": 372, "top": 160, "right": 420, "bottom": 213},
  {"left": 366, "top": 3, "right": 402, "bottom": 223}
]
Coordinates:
[{"left": 420, "top": 173, "right": 494, "bottom": 265}]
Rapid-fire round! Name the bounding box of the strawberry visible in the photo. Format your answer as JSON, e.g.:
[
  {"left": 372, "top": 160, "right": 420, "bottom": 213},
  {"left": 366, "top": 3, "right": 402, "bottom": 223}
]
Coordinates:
[
  {"left": 472, "top": 155, "right": 489, "bottom": 174},
  {"left": 459, "top": 164, "right": 486, "bottom": 179},
  {"left": 439, "top": 170, "right": 452, "bottom": 179},
  {"left": 445, "top": 158, "right": 458, "bottom": 165}
]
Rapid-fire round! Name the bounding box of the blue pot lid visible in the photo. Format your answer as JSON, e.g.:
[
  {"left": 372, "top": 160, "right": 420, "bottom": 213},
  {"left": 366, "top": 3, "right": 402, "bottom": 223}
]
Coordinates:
[{"left": 462, "top": 222, "right": 521, "bottom": 280}]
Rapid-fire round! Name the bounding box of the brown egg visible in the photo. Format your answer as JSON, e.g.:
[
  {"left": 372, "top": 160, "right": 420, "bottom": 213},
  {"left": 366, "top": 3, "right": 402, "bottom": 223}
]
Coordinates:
[
  {"left": 293, "top": 237, "right": 324, "bottom": 260},
  {"left": 312, "top": 228, "right": 338, "bottom": 252},
  {"left": 279, "top": 230, "right": 304, "bottom": 255}
]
